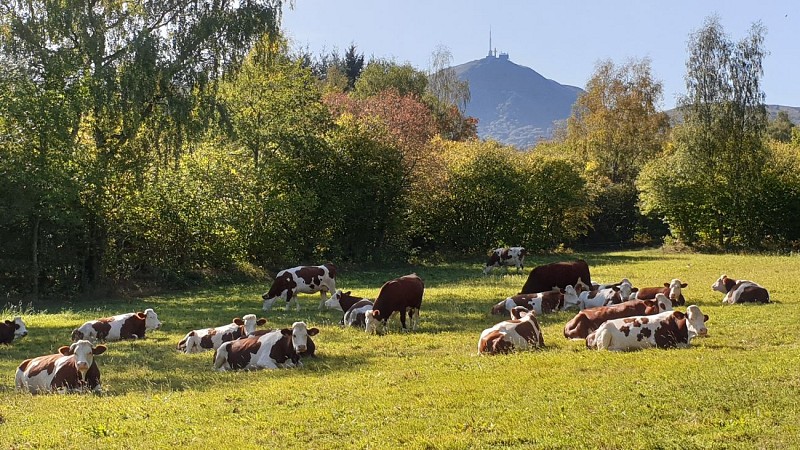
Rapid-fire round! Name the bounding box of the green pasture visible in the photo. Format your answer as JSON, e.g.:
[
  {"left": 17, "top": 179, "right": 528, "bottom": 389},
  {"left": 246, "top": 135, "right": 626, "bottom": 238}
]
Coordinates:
[{"left": 1, "top": 250, "right": 798, "bottom": 449}]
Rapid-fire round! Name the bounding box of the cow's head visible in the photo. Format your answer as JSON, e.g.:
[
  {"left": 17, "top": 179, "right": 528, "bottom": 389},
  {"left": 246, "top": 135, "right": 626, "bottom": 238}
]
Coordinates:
[
  {"left": 182, "top": 331, "right": 203, "bottom": 354},
  {"left": 288, "top": 322, "right": 319, "bottom": 354},
  {"left": 509, "top": 306, "right": 529, "bottom": 320},
  {"left": 654, "top": 293, "right": 673, "bottom": 312},
  {"left": 142, "top": 308, "right": 161, "bottom": 330},
  {"left": 241, "top": 314, "right": 267, "bottom": 335},
  {"left": 711, "top": 275, "right": 730, "bottom": 294},
  {"left": 490, "top": 300, "right": 508, "bottom": 316},
  {"left": 684, "top": 305, "right": 709, "bottom": 339},
  {"left": 8, "top": 316, "right": 27, "bottom": 339},
  {"left": 617, "top": 279, "right": 634, "bottom": 301},
  {"left": 324, "top": 290, "right": 346, "bottom": 311},
  {"left": 365, "top": 310, "right": 386, "bottom": 334},
  {"left": 60, "top": 340, "right": 106, "bottom": 376},
  {"left": 562, "top": 285, "right": 581, "bottom": 310},
  {"left": 665, "top": 279, "right": 687, "bottom": 301}
]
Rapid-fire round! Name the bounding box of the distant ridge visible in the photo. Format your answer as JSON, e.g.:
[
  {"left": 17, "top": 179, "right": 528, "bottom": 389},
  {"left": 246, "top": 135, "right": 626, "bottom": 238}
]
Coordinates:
[
  {"left": 666, "top": 104, "right": 800, "bottom": 125},
  {"left": 452, "top": 53, "right": 583, "bottom": 149}
]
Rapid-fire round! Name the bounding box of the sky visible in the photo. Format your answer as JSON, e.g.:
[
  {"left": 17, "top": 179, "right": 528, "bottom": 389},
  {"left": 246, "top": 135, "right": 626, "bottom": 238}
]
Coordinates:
[{"left": 282, "top": 0, "right": 799, "bottom": 110}]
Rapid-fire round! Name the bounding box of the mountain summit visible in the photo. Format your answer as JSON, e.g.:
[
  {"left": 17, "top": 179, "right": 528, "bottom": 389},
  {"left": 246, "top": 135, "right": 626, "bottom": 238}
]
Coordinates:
[{"left": 452, "top": 53, "right": 583, "bottom": 148}]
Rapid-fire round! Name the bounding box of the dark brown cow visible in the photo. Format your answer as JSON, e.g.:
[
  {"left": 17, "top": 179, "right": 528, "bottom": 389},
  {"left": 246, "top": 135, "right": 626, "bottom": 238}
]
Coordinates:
[
  {"left": 365, "top": 274, "right": 424, "bottom": 334},
  {"left": 520, "top": 260, "right": 591, "bottom": 295},
  {"left": 632, "top": 279, "right": 687, "bottom": 306},
  {"left": 0, "top": 316, "right": 28, "bottom": 344},
  {"left": 563, "top": 294, "right": 673, "bottom": 339}
]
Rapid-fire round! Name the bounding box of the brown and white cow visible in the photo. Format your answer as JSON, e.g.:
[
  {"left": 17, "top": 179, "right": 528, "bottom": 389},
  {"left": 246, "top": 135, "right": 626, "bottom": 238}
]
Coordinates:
[
  {"left": 490, "top": 286, "right": 580, "bottom": 316},
  {"left": 586, "top": 305, "right": 708, "bottom": 351},
  {"left": 177, "top": 314, "right": 267, "bottom": 353},
  {"left": 0, "top": 316, "right": 28, "bottom": 344},
  {"left": 478, "top": 307, "right": 545, "bottom": 354},
  {"left": 520, "top": 260, "right": 592, "bottom": 294},
  {"left": 71, "top": 308, "right": 162, "bottom": 342},
  {"left": 484, "top": 247, "right": 527, "bottom": 274},
  {"left": 262, "top": 263, "right": 337, "bottom": 311},
  {"left": 365, "top": 273, "right": 424, "bottom": 334},
  {"left": 712, "top": 275, "right": 770, "bottom": 304},
  {"left": 324, "top": 290, "right": 375, "bottom": 328},
  {"left": 631, "top": 279, "right": 687, "bottom": 306},
  {"left": 578, "top": 285, "right": 624, "bottom": 309},
  {"left": 563, "top": 294, "right": 673, "bottom": 340},
  {"left": 213, "top": 322, "right": 319, "bottom": 371},
  {"left": 15, "top": 340, "right": 107, "bottom": 394}
]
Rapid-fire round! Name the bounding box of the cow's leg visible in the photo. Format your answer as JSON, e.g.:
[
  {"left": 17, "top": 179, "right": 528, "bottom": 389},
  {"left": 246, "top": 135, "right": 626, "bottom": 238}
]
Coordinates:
[
  {"left": 399, "top": 308, "right": 409, "bottom": 332},
  {"left": 318, "top": 290, "right": 327, "bottom": 310},
  {"left": 409, "top": 308, "right": 420, "bottom": 330},
  {"left": 284, "top": 290, "right": 294, "bottom": 312}
]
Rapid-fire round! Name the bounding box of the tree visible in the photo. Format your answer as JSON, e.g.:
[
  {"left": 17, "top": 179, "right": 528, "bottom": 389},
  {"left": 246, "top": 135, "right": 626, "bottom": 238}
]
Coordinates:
[
  {"left": 343, "top": 43, "right": 365, "bottom": 91},
  {"left": 767, "top": 111, "right": 795, "bottom": 142},
  {"left": 426, "top": 45, "right": 476, "bottom": 141},
  {"left": 353, "top": 59, "right": 428, "bottom": 99}
]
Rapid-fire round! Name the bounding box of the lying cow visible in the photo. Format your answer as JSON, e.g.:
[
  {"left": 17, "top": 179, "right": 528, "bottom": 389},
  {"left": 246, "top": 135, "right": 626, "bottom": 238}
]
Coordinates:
[
  {"left": 1, "top": 316, "right": 28, "bottom": 344},
  {"left": 586, "top": 305, "right": 708, "bottom": 351},
  {"left": 520, "top": 260, "right": 591, "bottom": 294},
  {"left": 712, "top": 275, "right": 770, "bottom": 304},
  {"left": 365, "top": 273, "right": 424, "bottom": 334},
  {"left": 478, "top": 307, "right": 545, "bottom": 355},
  {"left": 15, "top": 340, "right": 107, "bottom": 394},
  {"left": 490, "top": 287, "right": 580, "bottom": 316},
  {"left": 632, "top": 279, "right": 687, "bottom": 306},
  {"left": 563, "top": 294, "right": 673, "bottom": 340},
  {"left": 71, "top": 308, "right": 162, "bottom": 342},
  {"left": 177, "top": 314, "right": 267, "bottom": 353},
  {"left": 262, "top": 263, "right": 337, "bottom": 311},
  {"left": 578, "top": 285, "right": 624, "bottom": 309},
  {"left": 213, "top": 322, "right": 319, "bottom": 371},
  {"left": 484, "top": 247, "right": 527, "bottom": 274},
  {"left": 325, "top": 290, "right": 375, "bottom": 328}
]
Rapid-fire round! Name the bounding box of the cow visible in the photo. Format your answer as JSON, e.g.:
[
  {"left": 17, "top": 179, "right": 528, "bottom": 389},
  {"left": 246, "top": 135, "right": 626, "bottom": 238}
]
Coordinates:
[
  {"left": 631, "top": 279, "right": 687, "bottom": 306},
  {"left": 1, "top": 316, "right": 28, "bottom": 344},
  {"left": 563, "top": 294, "right": 673, "bottom": 340},
  {"left": 586, "top": 305, "right": 708, "bottom": 351},
  {"left": 324, "top": 290, "right": 375, "bottom": 328},
  {"left": 324, "top": 289, "right": 367, "bottom": 312},
  {"left": 364, "top": 273, "right": 424, "bottom": 334},
  {"left": 213, "top": 322, "right": 319, "bottom": 371},
  {"left": 15, "top": 340, "right": 107, "bottom": 394},
  {"left": 478, "top": 306, "right": 545, "bottom": 355},
  {"left": 177, "top": 314, "right": 268, "bottom": 353},
  {"left": 484, "top": 247, "right": 527, "bottom": 274},
  {"left": 578, "top": 286, "right": 623, "bottom": 309},
  {"left": 520, "top": 260, "right": 591, "bottom": 295},
  {"left": 490, "top": 286, "right": 580, "bottom": 316},
  {"left": 71, "top": 308, "right": 162, "bottom": 342},
  {"left": 262, "top": 263, "right": 337, "bottom": 311},
  {"left": 712, "top": 275, "right": 770, "bottom": 304}
]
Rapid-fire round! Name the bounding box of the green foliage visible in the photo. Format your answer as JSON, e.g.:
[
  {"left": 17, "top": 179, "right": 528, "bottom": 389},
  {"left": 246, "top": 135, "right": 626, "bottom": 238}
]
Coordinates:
[
  {"left": 767, "top": 111, "right": 795, "bottom": 142},
  {"left": 353, "top": 59, "right": 428, "bottom": 99}
]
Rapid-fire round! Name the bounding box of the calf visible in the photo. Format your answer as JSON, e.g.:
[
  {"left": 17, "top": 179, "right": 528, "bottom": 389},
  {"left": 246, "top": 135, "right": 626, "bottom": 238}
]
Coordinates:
[
  {"left": 478, "top": 307, "right": 545, "bottom": 354},
  {"left": 15, "top": 340, "right": 107, "bottom": 394},
  {"left": 71, "top": 308, "right": 161, "bottom": 342},
  {"left": 632, "top": 279, "right": 687, "bottom": 306},
  {"left": 0, "top": 316, "right": 28, "bottom": 344},
  {"left": 578, "top": 286, "right": 623, "bottom": 309},
  {"left": 177, "top": 314, "right": 267, "bottom": 353},
  {"left": 262, "top": 263, "right": 337, "bottom": 311},
  {"left": 213, "top": 322, "right": 319, "bottom": 371},
  {"left": 520, "top": 260, "right": 591, "bottom": 294},
  {"left": 586, "top": 305, "right": 708, "bottom": 351},
  {"left": 490, "top": 287, "right": 580, "bottom": 316},
  {"left": 324, "top": 290, "right": 375, "bottom": 328},
  {"left": 324, "top": 289, "right": 367, "bottom": 312},
  {"left": 484, "top": 247, "right": 527, "bottom": 274},
  {"left": 563, "top": 294, "right": 673, "bottom": 340},
  {"left": 365, "top": 274, "right": 424, "bottom": 334},
  {"left": 712, "top": 275, "right": 770, "bottom": 304}
]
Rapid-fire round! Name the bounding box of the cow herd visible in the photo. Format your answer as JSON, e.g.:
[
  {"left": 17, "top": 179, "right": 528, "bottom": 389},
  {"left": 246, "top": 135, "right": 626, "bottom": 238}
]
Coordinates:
[{"left": 4, "top": 253, "right": 771, "bottom": 395}]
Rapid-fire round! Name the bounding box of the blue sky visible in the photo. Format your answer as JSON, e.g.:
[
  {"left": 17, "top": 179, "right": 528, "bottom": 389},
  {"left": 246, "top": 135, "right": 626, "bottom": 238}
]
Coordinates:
[{"left": 282, "top": 0, "right": 799, "bottom": 110}]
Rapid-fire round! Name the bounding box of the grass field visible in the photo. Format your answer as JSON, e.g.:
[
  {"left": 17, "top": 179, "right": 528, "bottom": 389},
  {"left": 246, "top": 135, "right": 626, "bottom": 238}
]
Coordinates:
[{"left": 1, "top": 249, "right": 799, "bottom": 449}]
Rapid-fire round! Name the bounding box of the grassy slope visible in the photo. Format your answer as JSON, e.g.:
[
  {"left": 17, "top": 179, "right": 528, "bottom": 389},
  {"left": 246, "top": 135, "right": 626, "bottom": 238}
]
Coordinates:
[{"left": 1, "top": 250, "right": 798, "bottom": 449}]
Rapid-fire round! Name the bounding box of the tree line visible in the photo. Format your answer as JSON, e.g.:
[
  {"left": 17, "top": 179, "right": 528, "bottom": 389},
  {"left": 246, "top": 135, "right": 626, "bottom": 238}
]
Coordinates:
[{"left": 1, "top": 5, "right": 797, "bottom": 299}]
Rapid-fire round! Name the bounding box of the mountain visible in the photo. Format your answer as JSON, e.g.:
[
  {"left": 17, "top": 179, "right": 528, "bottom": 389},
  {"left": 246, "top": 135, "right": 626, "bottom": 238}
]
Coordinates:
[
  {"left": 452, "top": 53, "right": 583, "bottom": 149},
  {"left": 666, "top": 105, "right": 800, "bottom": 124}
]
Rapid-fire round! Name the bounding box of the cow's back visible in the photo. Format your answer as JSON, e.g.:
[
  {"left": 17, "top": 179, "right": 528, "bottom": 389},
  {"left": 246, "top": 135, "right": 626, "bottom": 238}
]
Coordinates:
[
  {"left": 373, "top": 274, "right": 424, "bottom": 312},
  {"left": 564, "top": 300, "right": 657, "bottom": 339},
  {"left": 521, "top": 260, "right": 591, "bottom": 294}
]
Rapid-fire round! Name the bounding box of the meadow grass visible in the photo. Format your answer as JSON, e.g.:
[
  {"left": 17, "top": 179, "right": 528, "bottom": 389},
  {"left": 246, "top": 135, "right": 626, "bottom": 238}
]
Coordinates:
[{"left": 1, "top": 249, "right": 799, "bottom": 449}]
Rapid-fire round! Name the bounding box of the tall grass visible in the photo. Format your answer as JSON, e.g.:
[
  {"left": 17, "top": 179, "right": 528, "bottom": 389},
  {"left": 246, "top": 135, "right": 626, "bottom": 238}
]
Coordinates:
[{"left": 1, "top": 250, "right": 798, "bottom": 449}]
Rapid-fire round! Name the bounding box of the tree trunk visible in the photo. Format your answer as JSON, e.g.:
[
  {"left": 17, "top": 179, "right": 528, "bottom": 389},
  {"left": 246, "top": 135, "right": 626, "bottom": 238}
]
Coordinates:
[{"left": 31, "top": 215, "right": 40, "bottom": 300}]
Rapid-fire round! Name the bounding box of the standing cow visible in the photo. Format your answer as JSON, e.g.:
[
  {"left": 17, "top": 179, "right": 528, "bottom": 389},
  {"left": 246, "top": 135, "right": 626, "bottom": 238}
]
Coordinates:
[
  {"left": 520, "top": 260, "right": 592, "bottom": 295},
  {"left": 478, "top": 307, "right": 545, "bottom": 354},
  {"left": 262, "top": 263, "right": 337, "bottom": 311},
  {"left": 177, "top": 314, "right": 267, "bottom": 353},
  {"left": 712, "top": 275, "right": 770, "bottom": 304},
  {"left": 71, "top": 309, "right": 162, "bottom": 342},
  {"left": 484, "top": 247, "right": 527, "bottom": 274},
  {"left": 16, "top": 340, "right": 107, "bottom": 394},
  {"left": 0, "top": 316, "right": 28, "bottom": 344},
  {"left": 213, "top": 322, "right": 319, "bottom": 371},
  {"left": 586, "top": 305, "right": 708, "bottom": 351},
  {"left": 365, "top": 274, "right": 424, "bottom": 334}
]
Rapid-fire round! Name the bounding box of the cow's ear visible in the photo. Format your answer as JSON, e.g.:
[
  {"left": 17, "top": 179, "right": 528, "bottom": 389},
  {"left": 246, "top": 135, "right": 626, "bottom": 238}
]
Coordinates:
[
  {"left": 345, "top": 291, "right": 351, "bottom": 296},
  {"left": 372, "top": 310, "right": 380, "bottom": 317},
  {"left": 256, "top": 318, "right": 267, "bottom": 326},
  {"left": 4, "top": 320, "right": 12, "bottom": 325},
  {"left": 631, "top": 287, "right": 639, "bottom": 293},
  {"left": 93, "top": 345, "right": 107, "bottom": 355},
  {"left": 703, "top": 314, "right": 709, "bottom": 322},
  {"left": 664, "top": 283, "right": 670, "bottom": 288},
  {"left": 307, "top": 327, "right": 320, "bottom": 336},
  {"left": 233, "top": 318, "right": 244, "bottom": 326},
  {"left": 681, "top": 283, "right": 688, "bottom": 288},
  {"left": 611, "top": 286, "right": 620, "bottom": 292},
  {"left": 281, "top": 328, "right": 292, "bottom": 336},
  {"left": 136, "top": 312, "right": 147, "bottom": 319},
  {"left": 58, "top": 346, "right": 71, "bottom": 355}
]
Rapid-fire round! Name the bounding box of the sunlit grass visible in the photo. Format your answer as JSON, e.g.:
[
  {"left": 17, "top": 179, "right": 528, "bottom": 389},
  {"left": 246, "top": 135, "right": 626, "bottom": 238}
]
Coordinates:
[{"left": 1, "top": 250, "right": 798, "bottom": 448}]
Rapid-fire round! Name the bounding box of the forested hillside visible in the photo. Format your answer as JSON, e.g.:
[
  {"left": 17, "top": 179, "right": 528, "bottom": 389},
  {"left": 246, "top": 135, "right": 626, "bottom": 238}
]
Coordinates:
[{"left": 1, "top": 6, "right": 799, "bottom": 300}]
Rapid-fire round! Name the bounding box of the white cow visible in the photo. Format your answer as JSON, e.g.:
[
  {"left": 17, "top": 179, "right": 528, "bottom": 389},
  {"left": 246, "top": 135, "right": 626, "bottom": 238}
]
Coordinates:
[
  {"left": 586, "top": 305, "right": 709, "bottom": 351},
  {"left": 177, "top": 314, "right": 267, "bottom": 353},
  {"left": 16, "top": 340, "right": 107, "bottom": 394},
  {"left": 213, "top": 322, "right": 319, "bottom": 371},
  {"left": 71, "top": 309, "right": 161, "bottom": 342},
  {"left": 711, "top": 275, "right": 770, "bottom": 304},
  {"left": 484, "top": 247, "right": 527, "bottom": 274},
  {"left": 262, "top": 264, "right": 337, "bottom": 311}
]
